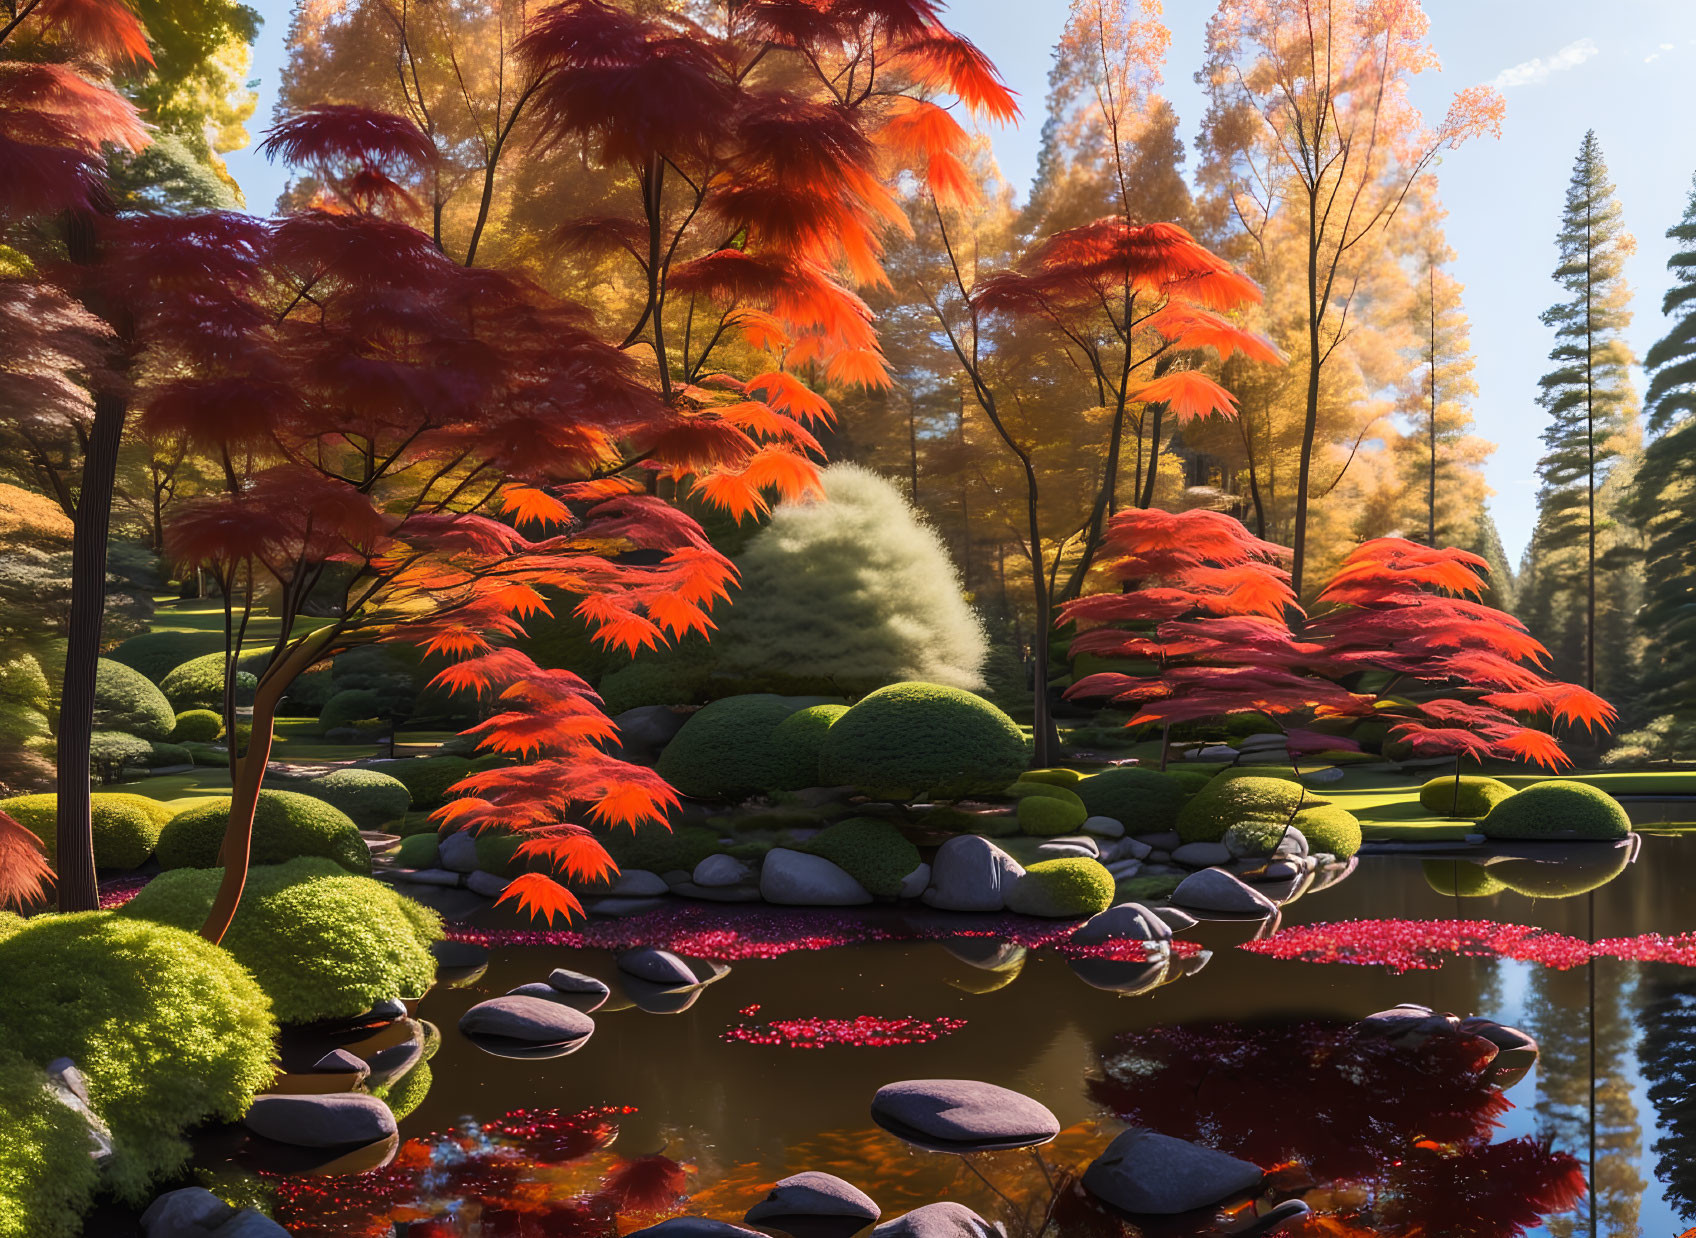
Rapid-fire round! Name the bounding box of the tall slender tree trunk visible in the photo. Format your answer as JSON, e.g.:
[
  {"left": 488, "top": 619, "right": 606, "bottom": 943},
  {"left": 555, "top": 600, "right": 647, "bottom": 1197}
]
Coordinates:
[
  {"left": 1585, "top": 204, "right": 1597, "bottom": 693},
  {"left": 1021, "top": 467, "right": 1058, "bottom": 769},
  {"left": 1291, "top": 192, "right": 1324, "bottom": 598},
  {"left": 1428, "top": 263, "right": 1438, "bottom": 545}
]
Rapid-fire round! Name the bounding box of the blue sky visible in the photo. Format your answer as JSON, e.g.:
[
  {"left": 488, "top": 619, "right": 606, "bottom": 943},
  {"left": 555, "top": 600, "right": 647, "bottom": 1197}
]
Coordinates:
[{"left": 225, "top": 1, "right": 1696, "bottom": 564}]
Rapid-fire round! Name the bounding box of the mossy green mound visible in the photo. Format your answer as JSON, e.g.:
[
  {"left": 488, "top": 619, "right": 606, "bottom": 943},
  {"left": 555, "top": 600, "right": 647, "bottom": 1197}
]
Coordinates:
[
  {"left": 0, "top": 913, "right": 275, "bottom": 1203},
  {"left": 385, "top": 754, "right": 474, "bottom": 808},
  {"left": 798, "top": 817, "right": 920, "bottom": 898},
  {"left": 93, "top": 658, "right": 176, "bottom": 741},
  {"left": 121, "top": 857, "right": 441, "bottom": 1023},
  {"left": 1422, "top": 860, "right": 1508, "bottom": 898},
  {"left": 156, "top": 790, "right": 369, "bottom": 874},
  {"left": 769, "top": 704, "right": 848, "bottom": 791},
  {"left": 1222, "top": 817, "right": 1289, "bottom": 857},
  {"left": 296, "top": 768, "right": 411, "bottom": 830},
  {"left": 600, "top": 824, "right": 722, "bottom": 876},
  {"left": 159, "top": 652, "right": 258, "bottom": 711},
  {"left": 1017, "top": 792, "right": 1088, "bottom": 836},
  {"left": 1006, "top": 857, "right": 1115, "bottom": 917},
  {"left": 318, "top": 688, "right": 385, "bottom": 735},
  {"left": 1419, "top": 774, "right": 1517, "bottom": 818},
  {"left": 169, "top": 708, "right": 225, "bottom": 743},
  {"left": 394, "top": 832, "right": 440, "bottom": 868},
  {"left": 0, "top": 1047, "right": 104, "bottom": 1238},
  {"left": 106, "top": 630, "right": 225, "bottom": 684},
  {"left": 1176, "top": 772, "right": 1316, "bottom": 844},
  {"left": 656, "top": 694, "right": 803, "bottom": 799},
  {"left": 1479, "top": 780, "right": 1631, "bottom": 841},
  {"left": 0, "top": 792, "right": 175, "bottom": 870},
  {"left": 1019, "top": 768, "right": 1084, "bottom": 787},
  {"left": 1293, "top": 804, "right": 1363, "bottom": 860},
  {"left": 820, "top": 682, "right": 1030, "bottom": 801},
  {"left": 1075, "top": 766, "right": 1193, "bottom": 833}
]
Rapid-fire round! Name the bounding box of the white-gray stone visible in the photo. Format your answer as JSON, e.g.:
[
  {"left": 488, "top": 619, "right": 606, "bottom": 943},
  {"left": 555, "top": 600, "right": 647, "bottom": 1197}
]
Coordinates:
[
  {"left": 870, "top": 1203, "right": 1000, "bottom": 1237},
  {"left": 1082, "top": 815, "right": 1126, "bottom": 838},
  {"left": 1172, "top": 841, "right": 1234, "bottom": 868},
  {"left": 1171, "top": 868, "right": 1279, "bottom": 916},
  {"left": 744, "top": 1171, "right": 881, "bottom": 1226},
  {"left": 1073, "top": 901, "right": 1173, "bottom": 946},
  {"left": 1036, "top": 841, "right": 1098, "bottom": 861},
  {"left": 1273, "top": 828, "right": 1309, "bottom": 859},
  {"left": 1082, "top": 1127, "right": 1262, "bottom": 1215},
  {"left": 922, "top": 835, "right": 1025, "bottom": 912},
  {"left": 438, "top": 829, "right": 479, "bottom": 873},
  {"left": 898, "top": 862, "right": 931, "bottom": 899},
  {"left": 1106, "top": 859, "right": 1143, "bottom": 880},
  {"left": 1302, "top": 766, "right": 1346, "bottom": 784},
  {"left": 759, "top": 848, "right": 873, "bottom": 905},
  {"left": 459, "top": 995, "right": 596, "bottom": 1046},
  {"left": 692, "top": 854, "right": 752, "bottom": 888},
  {"left": 547, "top": 968, "right": 611, "bottom": 1011},
  {"left": 1190, "top": 745, "right": 1240, "bottom": 761},
  {"left": 1100, "top": 837, "right": 1152, "bottom": 863},
  {"left": 618, "top": 947, "right": 699, "bottom": 986},
  {"left": 610, "top": 868, "right": 670, "bottom": 897},
  {"left": 871, "top": 1079, "right": 1060, "bottom": 1152}
]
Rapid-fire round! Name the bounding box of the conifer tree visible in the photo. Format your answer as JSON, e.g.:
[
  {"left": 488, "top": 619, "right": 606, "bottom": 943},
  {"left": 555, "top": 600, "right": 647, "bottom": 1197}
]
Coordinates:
[
  {"left": 1531, "top": 131, "right": 1641, "bottom": 694},
  {"left": 1632, "top": 173, "right": 1696, "bottom": 740}
]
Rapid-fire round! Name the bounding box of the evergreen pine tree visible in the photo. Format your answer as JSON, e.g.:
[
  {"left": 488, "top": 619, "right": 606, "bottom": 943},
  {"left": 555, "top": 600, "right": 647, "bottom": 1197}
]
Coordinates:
[
  {"left": 1460, "top": 506, "right": 1515, "bottom": 612},
  {"left": 1531, "top": 131, "right": 1642, "bottom": 695},
  {"left": 1632, "top": 173, "right": 1696, "bottom": 738}
]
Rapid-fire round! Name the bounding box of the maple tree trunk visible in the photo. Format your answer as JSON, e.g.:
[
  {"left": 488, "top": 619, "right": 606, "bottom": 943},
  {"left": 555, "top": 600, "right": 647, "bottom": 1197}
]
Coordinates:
[
  {"left": 1291, "top": 193, "right": 1324, "bottom": 599},
  {"left": 1021, "top": 469, "right": 1058, "bottom": 769},
  {"left": 201, "top": 632, "right": 332, "bottom": 943},
  {"left": 55, "top": 389, "right": 125, "bottom": 913}
]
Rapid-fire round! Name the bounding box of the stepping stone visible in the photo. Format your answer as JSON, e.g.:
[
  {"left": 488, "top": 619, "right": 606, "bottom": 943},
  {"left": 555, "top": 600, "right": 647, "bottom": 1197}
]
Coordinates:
[
  {"left": 1082, "top": 1127, "right": 1262, "bottom": 1215},
  {"left": 546, "top": 968, "right": 611, "bottom": 1011},
  {"left": 1171, "top": 868, "right": 1278, "bottom": 918},
  {"left": 871, "top": 1079, "right": 1060, "bottom": 1153},
  {"left": 618, "top": 947, "right": 701, "bottom": 987},
  {"left": 626, "top": 1220, "right": 764, "bottom": 1236},
  {"left": 745, "top": 1171, "right": 881, "bottom": 1228},
  {"left": 870, "top": 1202, "right": 1001, "bottom": 1237},
  {"left": 458, "top": 995, "right": 595, "bottom": 1054},
  {"left": 243, "top": 1093, "right": 397, "bottom": 1149}
]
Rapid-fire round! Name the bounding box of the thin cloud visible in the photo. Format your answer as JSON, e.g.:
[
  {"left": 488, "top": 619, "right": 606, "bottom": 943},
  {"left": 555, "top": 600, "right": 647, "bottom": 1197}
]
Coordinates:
[{"left": 1492, "top": 38, "right": 1600, "bottom": 89}]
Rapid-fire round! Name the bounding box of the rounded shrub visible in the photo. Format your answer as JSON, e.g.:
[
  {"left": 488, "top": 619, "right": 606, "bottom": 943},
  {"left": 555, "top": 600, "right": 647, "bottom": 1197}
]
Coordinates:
[
  {"left": 1292, "top": 804, "right": 1363, "bottom": 860},
  {"left": 1222, "top": 818, "right": 1289, "bottom": 857},
  {"left": 169, "top": 708, "right": 224, "bottom": 743},
  {"left": 384, "top": 754, "right": 474, "bottom": 809},
  {"left": 656, "top": 694, "right": 803, "bottom": 799},
  {"left": 1006, "top": 857, "right": 1115, "bottom": 917},
  {"left": 156, "top": 789, "right": 370, "bottom": 874},
  {"left": 394, "top": 832, "right": 441, "bottom": 869},
  {"left": 88, "top": 730, "right": 153, "bottom": 781},
  {"left": 597, "top": 651, "right": 714, "bottom": 716},
  {"left": 0, "top": 913, "right": 275, "bottom": 1203},
  {"left": 820, "top": 682, "right": 1031, "bottom": 802},
  {"left": 105, "top": 630, "right": 224, "bottom": 685},
  {"left": 93, "top": 658, "right": 176, "bottom": 741},
  {"left": 1017, "top": 792, "right": 1088, "bottom": 836},
  {"left": 600, "top": 824, "right": 722, "bottom": 876},
  {"left": 318, "top": 688, "right": 386, "bottom": 735},
  {"left": 798, "top": 817, "right": 920, "bottom": 898},
  {"left": 769, "top": 704, "right": 848, "bottom": 791},
  {"left": 1479, "top": 780, "right": 1631, "bottom": 842},
  {"left": 297, "top": 768, "right": 411, "bottom": 830},
  {"left": 159, "top": 652, "right": 258, "bottom": 711},
  {"left": 0, "top": 792, "right": 174, "bottom": 870},
  {"left": 1419, "top": 775, "right": 1517, "bottom": 819},
  {"left": 1075, "top": 767, "right": 1192, "bottom": 833},
  {"left": 183, "top": 742, "right": 229, "bottom": 768},
  {"left": 1422, "top": 859, "right": 1507, "bottom": 898},
  {"left": 137, "top": 741, "right": 193, "bottom": 769},
  {"left": 0, "top": 1047, "right": 103, "bottom": 1238},
  {"left": 1176, "top": 773, "right": 1313, "bottom": 844},
  {"left": 120, "top": 857, "right": 441, "bottom": 1024}
]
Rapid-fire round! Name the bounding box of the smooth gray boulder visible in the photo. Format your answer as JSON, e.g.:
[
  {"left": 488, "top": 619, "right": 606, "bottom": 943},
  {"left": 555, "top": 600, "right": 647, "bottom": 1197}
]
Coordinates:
[
  {"left": 1082, "top": 1126, "right": 1262, "bottom": 1215},
  {"left": 760, "top": 848, "right": 873, "bottom": 905},
  {"left": 610, "top": 868, "right": 670, "bottom": 897},
  {"left": 922, "top": 835, "right": 1025, "bottom": 912},
  {"left": 613, "top": 705, "right": 687, "bottom": 762},
  {"left": 1072, "top": 901, "right": 1173, "bottom": 946},
  {"left": 898, "top": 862, "right": 931, "bottom": 899},
  {"left": 692, "top": 854, "right": 752, "bottom": 887},
  {"left": 1150, "top": 905, "right": 1197, "bottom": 932},
  {"left": 438, "top": 829, "right": 479, "bottom": 873},
  {"left": 465, "top": 870, "right": 508, "bottom": 897},
  {"left": 1172, "top": 841, "right": 1233, "bottom": 868},
  {"left": 869, "top": 1203, "right": 1000, "bottom": 1237},
  {"left": 546, "top": 968, "right": 611, "bottom": 1011},
  {"left": 458, "top": 995, "right": 595, "bottom": 1047},
  {"left": 626, "top": 1221, "right": 764, "bottom": 1237},
  {"left": 1171, "top": 868, "right": 1279, "bottom": 916},
  {"left": 744, "top": 1171, "right": 881, "bottom": 1226},
  {"left": 242, "top": 1093, "right": 397, "bottom": 1149},
  {"left": 141, "top": 1187, "right": 230, "bottom": 1235},
  {"left": 871, "top": 1079, "right": 1060, "bottom": 1152},
  {"left": 618, "top": 947, "right": 700, "bottom": 987},
  {"left": 1083, "top": 815, "right": 1125, "bottom": 837}
]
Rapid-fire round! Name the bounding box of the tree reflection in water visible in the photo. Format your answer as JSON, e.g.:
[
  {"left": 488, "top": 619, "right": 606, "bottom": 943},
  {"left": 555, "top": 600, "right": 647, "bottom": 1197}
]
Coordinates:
[{"left": 1089, "top": 1020, "right": 1586, "bottom": 1237}]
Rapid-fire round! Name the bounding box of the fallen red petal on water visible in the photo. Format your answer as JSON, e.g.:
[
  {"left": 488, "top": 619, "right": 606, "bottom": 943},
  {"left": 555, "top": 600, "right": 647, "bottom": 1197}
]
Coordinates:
[{"left": 721, "top": 1014, "right": 968, "bottom": 1049}]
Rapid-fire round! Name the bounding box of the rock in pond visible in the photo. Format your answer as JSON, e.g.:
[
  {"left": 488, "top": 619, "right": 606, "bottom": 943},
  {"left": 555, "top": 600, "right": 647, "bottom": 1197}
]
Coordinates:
[
  {"left": 142, "top": 1187, "right": 290, "bottom": 1238},
  {"left": 1171, "top": 868, "right": 1279, "bottom": 917},
  {"left": 922, "top": 835, "right": 1025, "bottom": 912},
  {"left": 1151, "top": 905, "right": 1198, "bottom": 932},
  {"left": 626, "top": 1219, "right": 765, "bottom": 1236},
  {"left": 1073, "top": 901, "right": 1173, "bottom": 946},
  {"left": 871, "top": 1079, "right": 1060, "bottom": 1153},
  {"left": 1461, "top": 1017, "right": 1540, "bottom": 1086},
  {"left": 745, "top": 1171, "right": 881, "bottom": 1229},
  {"left": 546, "top": 968, "right": 611, "bottom": 1011},
  {"left": 438, "top": 829, "right": 479, "bottom": 873},
  {"left": 243, "top": 1093, "right": 397, "bottom": 1149},
  {"left": 692, "top": 854, "right": 753, "bottom": 887},
  {"left": 1082, "top": 1126, "right": 1263, "bottom": 1215},
  {"left": 618, "top": 947, "right": 699, "bottom": 987},
  {"left": 870, "top": 1202, "right": 1001, "bottom": 1237},
  {"left": 458, "top": 995, "right": 595, "bottom": 1056},
  {"left": 760, "top": 848, "right": 874, "bottom": 905}
]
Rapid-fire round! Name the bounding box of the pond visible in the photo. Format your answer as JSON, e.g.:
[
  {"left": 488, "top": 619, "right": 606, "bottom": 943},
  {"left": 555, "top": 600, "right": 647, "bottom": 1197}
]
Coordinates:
[{"left": 244, "top": 834, "right": 1696, "bottom": 1237}]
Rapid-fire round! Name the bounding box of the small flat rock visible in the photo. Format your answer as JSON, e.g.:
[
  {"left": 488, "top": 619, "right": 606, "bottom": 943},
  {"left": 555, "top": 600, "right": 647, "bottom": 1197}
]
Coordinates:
[
  {"left": 1035, "top": 842, "right": 1097, "bottom": 861},
  {"left": 618, "top": 947, "right": 700, "bottom": 987},
  {"left": 869, "top": 1202, "right": 1001, "bottom": 1237},
  {"left": 310, "top": 1049, "right": 369, "bottom": 1076},
  {"left": 465, "top": 871, "right": 508, "bottom": 898},
  {"left": 363, "top": 1027, "right": 423, "bottom": 1086},
  {"left": 760, "top": 848, "right": 874, "bottom": 905},
  {"left": 871, "top": 1079, "right": 1060, "bottom": 1152},
  {"left": 745, "top": 1171, "right": 881, "bottom": 1225},
  {"left": 547, "top": 969, "right": 611, "bottom": 1011},
  {"left": 1100, "top": 837, "right": 1151, "bottom": 863},
  {"left": 898, "top": 862, "right": 931, "bottom": 900},
  {"left": 1172, "top": 868, "right": 1279, "bottom": 917},
  {"left": 506, "top": 981, "right": 609, "bottom": 1015},
  {"left": 1082, "top": 1126, "right": 1263, "bottom": 1215},
  {"left": 1273, "top": 829, "right": 1309, "bottom": 859},
  {"left": 142, "top": 1187, "right": 234, "bottom": 1236},
  {"left": 401, "top": 867, "right": 463, "bottom": 887},
  {"left": 1106, "top": 859, "right": 1143, "bottom": 880},
  {"left": 1191, "top": 745, "right": 1240, "bottom": 761},
  {"left": 1083, "top": 815, "right": 1126, "bottom": 838},
  {"left": 626, "top": 1220, "right": 765, "bottom": 1237},
  {"left": 611, "top": 868, "right": 670, "bottom": 897},
  {"left": 693, "top": 854, "right": 753, "bottom": 887},
  {"left": 1172, "top": 842, "right": 1233, "bottom": 868},
  {"left": 1133, "top": 831, "right": 1182, "bottom": 851},
  {"left": 1047, "top": 834, "right": 1100, "bottom": 856},
  {"left": 1073, "top": 902, "right": 1173, "bottom": 946},
  {"left": 1301, "top": 766, "right": 1346, "bottom": 784},
  {"left": 438, "top": 830, "right": 479, "bottom": 873},
  {"left": 243, "top": 1093, "right": 397, "bottom": 1149},
  {"left": 459, "top": 995, "right": 595, "bottom": 1046},
  {"left": 1262, "top": 860, "right": 1302, "bottom": 880},
  {"left": 922, "top": 835, "right": 1025, "bottom": 912}
]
